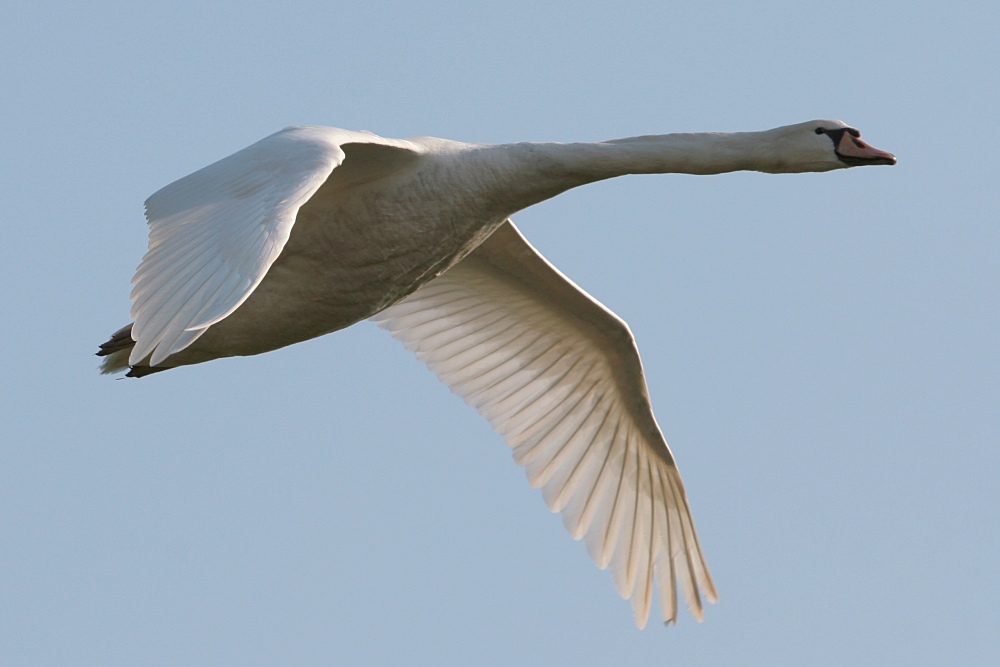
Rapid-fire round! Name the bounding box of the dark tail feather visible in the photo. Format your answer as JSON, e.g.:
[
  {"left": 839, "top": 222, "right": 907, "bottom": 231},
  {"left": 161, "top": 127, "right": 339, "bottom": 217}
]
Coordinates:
[
  {"left": 97, "top": 324, "right": 135, "bottom": 356},
  {"left": 125, "top": 365, "right": 168, "bottom": 377},
  {"left": 97, "top": 323, "right": 171, "bottom": 377}
]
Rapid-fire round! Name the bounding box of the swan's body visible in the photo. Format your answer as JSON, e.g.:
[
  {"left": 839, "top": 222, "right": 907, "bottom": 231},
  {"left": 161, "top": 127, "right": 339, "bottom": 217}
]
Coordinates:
[{"left": 98, "top": 120, "right": 894, "bottom": 627}]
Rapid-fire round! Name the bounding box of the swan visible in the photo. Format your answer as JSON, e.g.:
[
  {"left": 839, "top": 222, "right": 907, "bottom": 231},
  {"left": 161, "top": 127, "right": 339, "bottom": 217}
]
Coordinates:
[{"left": 97, "top": 120, "right": 895, "bottom": 627}]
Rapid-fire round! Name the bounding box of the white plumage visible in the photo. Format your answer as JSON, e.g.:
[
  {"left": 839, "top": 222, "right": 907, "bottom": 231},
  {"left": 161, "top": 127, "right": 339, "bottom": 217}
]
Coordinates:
[{"left": 99, "top": 121, "right": 894, "bottom": 626}]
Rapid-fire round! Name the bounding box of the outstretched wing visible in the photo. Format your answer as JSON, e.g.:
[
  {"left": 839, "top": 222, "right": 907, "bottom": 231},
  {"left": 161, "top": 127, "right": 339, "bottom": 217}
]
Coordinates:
[
  {"left": 129, "top": 126, "right": 418, "bottom": 366},
  {"left": 372, "top": 221, "right": 717, "bottom": 627}
]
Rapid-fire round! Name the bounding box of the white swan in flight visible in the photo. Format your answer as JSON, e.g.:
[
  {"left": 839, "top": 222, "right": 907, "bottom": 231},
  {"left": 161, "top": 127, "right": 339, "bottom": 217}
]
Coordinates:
[{"left": 98, "top": 121, "right": 895, "bottom": 627}]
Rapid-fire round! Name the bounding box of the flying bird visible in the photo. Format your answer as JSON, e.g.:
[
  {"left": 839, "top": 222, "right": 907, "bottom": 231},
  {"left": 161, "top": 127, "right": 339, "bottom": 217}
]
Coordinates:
[{"left": 98, "top": 121, "right": 895, "bottom": 627}]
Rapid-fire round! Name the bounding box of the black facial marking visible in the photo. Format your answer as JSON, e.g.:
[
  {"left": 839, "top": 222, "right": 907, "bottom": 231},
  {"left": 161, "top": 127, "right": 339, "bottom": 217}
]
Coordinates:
[
  {"left": 819, "top": 128, "right": 859, "bottom": 165},
  {"left": 820, "top": 127, "right": 849, "bottom": 148}
]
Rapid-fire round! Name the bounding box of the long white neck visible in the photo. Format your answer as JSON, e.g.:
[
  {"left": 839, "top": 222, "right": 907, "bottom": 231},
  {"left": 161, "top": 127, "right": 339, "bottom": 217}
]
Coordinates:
[
  {"left": 464, "top": 129, "right": 792, "bottom": 215},
  {"left": 557, "top": 131, "right": 779, "bottom": 177}
]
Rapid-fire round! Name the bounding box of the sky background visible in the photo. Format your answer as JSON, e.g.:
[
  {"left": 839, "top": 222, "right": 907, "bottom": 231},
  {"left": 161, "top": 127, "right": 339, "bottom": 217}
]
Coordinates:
[{"left": 2, "top": 2, "right": 997, "bottom": 665}]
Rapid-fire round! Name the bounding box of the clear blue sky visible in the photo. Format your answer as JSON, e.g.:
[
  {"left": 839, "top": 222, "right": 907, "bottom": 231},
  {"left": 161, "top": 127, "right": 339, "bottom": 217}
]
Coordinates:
[{"left": 2, "top": 2, "right": 997, "bottom": 665}]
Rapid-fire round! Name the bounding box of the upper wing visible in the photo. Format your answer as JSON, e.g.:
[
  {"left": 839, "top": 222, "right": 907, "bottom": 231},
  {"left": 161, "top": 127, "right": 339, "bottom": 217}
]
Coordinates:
[
  {"left": 371, "top": 220, "right": 717, "bottom": 627},
  {"left": 128, "top": 126, "right": 418, "bottom": 366}
]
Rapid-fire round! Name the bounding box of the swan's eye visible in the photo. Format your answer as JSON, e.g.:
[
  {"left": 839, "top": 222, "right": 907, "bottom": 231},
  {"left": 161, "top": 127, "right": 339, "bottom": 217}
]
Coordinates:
[{"left": 815, "top": 127, "right": 826, "bottom": 135}]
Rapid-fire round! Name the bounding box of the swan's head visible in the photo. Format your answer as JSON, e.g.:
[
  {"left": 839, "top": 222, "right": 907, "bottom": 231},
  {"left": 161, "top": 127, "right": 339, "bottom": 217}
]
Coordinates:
[{"left": 762, "top": 120, "right": 896, "bottom": 173}]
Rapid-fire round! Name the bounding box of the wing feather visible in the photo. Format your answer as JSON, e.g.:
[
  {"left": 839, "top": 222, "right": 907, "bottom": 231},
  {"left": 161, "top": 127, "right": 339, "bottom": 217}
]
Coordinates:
[
  {"left": 127, "top": 126, "right": 422, "bottom": 366},
  {"left": 128, "top": 126, "right": 347, "bottom": 365},
  {"left": 372, "top": 220, "right": 717, "bottom": 627}
]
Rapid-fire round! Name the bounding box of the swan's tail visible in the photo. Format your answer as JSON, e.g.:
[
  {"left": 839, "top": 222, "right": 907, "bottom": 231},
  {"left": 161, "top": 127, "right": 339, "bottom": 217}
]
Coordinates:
[
  {"left": 96, "top": 324, "right": 134, "bottom": 374},
  {"left": 97, "top": 324, "right": 172, "bottom": 377}
]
